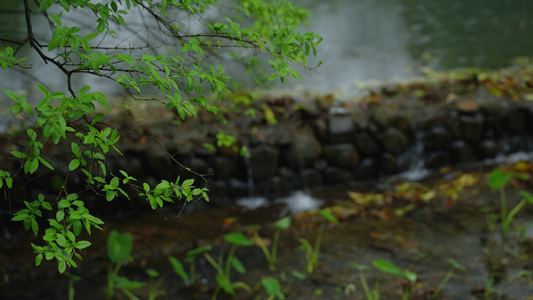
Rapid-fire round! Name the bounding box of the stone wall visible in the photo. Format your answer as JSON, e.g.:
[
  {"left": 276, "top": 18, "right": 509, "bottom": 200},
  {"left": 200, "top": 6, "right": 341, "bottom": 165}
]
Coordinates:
[
  {"left": 109, "top": 87, "right": 533, "bottom": 202},
  {"left": 2, "top": 85, "right": 533, "bottom": 207}
]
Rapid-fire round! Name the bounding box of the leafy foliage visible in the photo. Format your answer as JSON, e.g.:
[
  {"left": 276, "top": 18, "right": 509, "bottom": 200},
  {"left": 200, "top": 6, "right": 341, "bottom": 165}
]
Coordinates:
[{"left": 0, "top": 0, "right": 321, "bottom": 273}]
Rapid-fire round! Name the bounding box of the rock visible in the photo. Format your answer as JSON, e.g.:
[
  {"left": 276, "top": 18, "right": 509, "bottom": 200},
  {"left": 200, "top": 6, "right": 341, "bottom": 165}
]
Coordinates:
[
  {"left": 324, "top": 167, "right": 353, "bottom": 184},
  {"left": 355, "top": 132, "right": 381, "bottom": 155},
  {"left": 423, "top": 126, "right": 451, "bottom": 151},
  {"left": 254, "top": 176, "right": 282, "bottom": 196},
  {"left": 450, "top": 113, "right": 484, "bottom": 142},
  {"left": 312, "top": 118, "right": 328, "bottom": 142},
  {"left": 228, "top": 179, "right": 249, "bottom": 198},
  {"left": 425, "top": 151, "right": 449, "bottom": 169},
  {"left": 373, "top": 107, "right": 395, "bottom": 129},
  {"left": 251, "top": 145, "right": 279, "bottom": 180},
  {"left": 208, "top": 180, "right": 229, "bottom": 200},
  {"left": 354, "top": 158, "right": 378, "bottom": 180},
  {"left": 328, "top": 116, "right": 355, "bottom": 143},
  {"left": 449, "top": 140, "right": 475, "bottom": 163},
  {"left": 278, "top": 167, "right": 302, "bottom": 191},
  {"left": 301, "top": 169, "right": 323, "bottom": 189},
  {"left": 323, "top": 143, "right": 359, "bottom": 169},
  {"left": 313, "top": 159, "right": 328, "bottom": 171},
  {"left": 414, "top": 108, "right": 447, "bottom": 131},
  {"left": 380, "top": 153, "right": 399, "bottom": 175},
  {"left": 212, "top": 156, "right": 240, "bottom": 180},
  {"left": 504, "top": 105, "right": 525, "bottom": 134},
  {"left": 477, "top": 139, "right": 499, "bottom": 159},
  {"left": 383, "top": 127, "right": 409, "bottom": 155},
  {"left": 282, "top": 130, "right": 322, "bottom": 168},
  {"left": 264, "top": 124, "right": 292, "bottom": 147}
]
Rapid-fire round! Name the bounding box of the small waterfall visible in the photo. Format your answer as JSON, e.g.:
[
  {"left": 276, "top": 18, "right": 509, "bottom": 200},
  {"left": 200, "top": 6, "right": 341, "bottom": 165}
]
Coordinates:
[
  {"left": 242, "top": 147, "right": 255, "bottom": 197},
  {"left": 236, "top": 145, "right": 268, "bottom": 210},
  {"left": 398, "top": 132, "right": 430, "bottom": 181},
  {"left": 275, "top": 128, "right": 323, "bottom": 214}
]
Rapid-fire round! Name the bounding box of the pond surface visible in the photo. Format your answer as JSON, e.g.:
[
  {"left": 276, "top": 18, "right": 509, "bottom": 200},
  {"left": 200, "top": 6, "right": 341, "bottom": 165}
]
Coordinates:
[
  {"left": 2, "top": 165, "right": 533, "bottom": 299},
  {"left": 1, "top": 0, "right": 532, "bottom": 98},
  {"left": 293, "top": 0, "right": 533, "bottom": 95}
]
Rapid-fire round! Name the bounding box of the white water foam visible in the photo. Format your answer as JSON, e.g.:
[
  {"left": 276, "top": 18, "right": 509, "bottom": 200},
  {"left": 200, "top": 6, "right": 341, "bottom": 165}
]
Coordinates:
[
  {"left": 276, "top": 191, "right": 323, "bottom": 214},
  {"left": 236, "top": 197, "right": 268, "bottom": 210}
]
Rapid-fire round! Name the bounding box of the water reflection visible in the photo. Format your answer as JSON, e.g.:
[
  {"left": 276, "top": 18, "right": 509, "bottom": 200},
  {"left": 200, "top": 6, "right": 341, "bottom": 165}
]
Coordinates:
[
  {"left": 1, "top": 0, "right": 532, "bottom": 98},
  {"left": 296, "top": 0, "right": 533, "bottom": 94}
]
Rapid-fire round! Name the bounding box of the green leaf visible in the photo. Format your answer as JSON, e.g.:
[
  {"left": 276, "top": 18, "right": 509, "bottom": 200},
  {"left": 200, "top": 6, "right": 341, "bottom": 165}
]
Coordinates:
[
  {"left": 372, "top": 260, "right": 403, "bottom": 276},
  {"left": 268, "top": 72, "right": 279, "bottom": 81},
  {"left": 48, "top": 32, "right": 64, "bottom": 51},
  {"left": 155, "top": 180, "right": 170, "bottom": 190},
  {"left": 448, "top": 258, "right": 465, "bottom": 271},
  {"left": 169, "top": 256, "right": 190, "bottom": 283},
  {"left": 74, "top": 240, "right": 91, "bottom": 250},
  {"left": 487, "top": 169, "right": 511, "bottom": 190},
  {"left": 231, "top": 256, "right": 246, "bottom": 274},
  {"left": 28, "top": 159, "right": 39, "bottom": 174},
  {"left": 291, "top": 270, "right": 306, "bottom": 280},
  {"left": 5, "top": 177, "right": 13, "bottom": 189},
  {"left": 107, "top": 230, "right": 133, "bottom": 263},
  {"left": 31, "top": 217, "right": 39, "bottom": 236},
  {"left": 58, "top": 260, "right": 67, "bottom": 274},
  {"left": 71, "top": 142, "right": 82, "bottom": 157},
  {"left": 403, "top": 270, "right": 417, "bottom": 282},
  {"left": 56, "top": 210, "right": 65, "bottom": 222},
  {"left": 520, "top": 190, "right": 533, "bottom": 204},
  {"left": 106, "top": 190, "right": 117, "bottom": 201},
  {"left": 275, "top": 216, "right": 291, "bottom": 230},
  {"left": 110, "top": 177, "right": 119, "bottom": 189},
  {"left": 9, "top": 103, "right": 22, "bottom": 114},
  {"left": 261, "top": 277, "right": 284, "bottom": 299},
  {"left": 146, "top": 269, "right": 159, "bottom": 278},
  {"left": 38, "top": 157, "right": 54, "bottom": 170},
  {"left": 111, "top": 274, "right": 145, "bottom": 289},
  {"left": 11, "top": 151, "right": 27, "bottom": 158},
  {"left": 216, "top": 272, "right": 234, "bottom": 294},
  {"left": 56, "top": 233, "right": 68, "bottom": 247},
  {"left": 224, "top": 232, "right": 252, "bottom": 246},
  {"left": 40, "top": 0, "right": 54, "bottom": 11},
  {"left": 35, "top": 253, "right": 43, "bottom": 266},
  {"left": 69, "top": 159, "right": 80, "bottom": 171},
  {"left": 81, "top": 40, "right": 90, "bottom": 53},
  {"left": 11, "top": 210, "right": 29, "bottom": 221},
  {"left": 181, "top": 178, "right": 194, "bottom": 189},
  {"left": 3, "top": 89, "right": 19, "bottom": 101},
  {"left": 320, "top": 209, "right": 339, "bottom": 225}
]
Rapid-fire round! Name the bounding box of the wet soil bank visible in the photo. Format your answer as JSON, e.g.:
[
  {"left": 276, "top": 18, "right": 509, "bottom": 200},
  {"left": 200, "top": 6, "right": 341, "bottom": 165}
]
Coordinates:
[{"left": 2, "top": 163, "right": 533, "bottom": 299}]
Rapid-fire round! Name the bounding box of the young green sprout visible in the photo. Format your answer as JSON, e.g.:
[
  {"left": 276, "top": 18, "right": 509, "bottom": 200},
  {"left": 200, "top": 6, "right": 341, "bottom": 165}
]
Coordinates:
[
  {"left": 433, "top": 258, "right": 465, "bottom": 298},
  {"left": 372, "top": 259, "right": 417, "bottom": 300},
  {"left": 350, "top": 262, "right": 379, "bottom": 300},
  {"left": 251, "top": 216, "right": 291, "bottom": 271}
]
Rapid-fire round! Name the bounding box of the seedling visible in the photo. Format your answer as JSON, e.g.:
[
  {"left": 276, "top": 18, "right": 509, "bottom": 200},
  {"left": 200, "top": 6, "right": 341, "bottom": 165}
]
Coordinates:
[
  {"left": 351, "top": 262, "right": 379, "bottom": 300},
  {"left": 432, "top": 258, "right": 465, "bottom": 298},
  {"left": 254, "top": 276, "right": 285, "bottom": 300},
  {"left": 146, "top": 269, "right": 167, "bottom": 300},
  {"left": 106, "top": 230, "right": 145, "bottom": 300},
  {"left": 372, "top": 259, "right": 417, "bottom": 300},
  {"left": 201, "top": 233, "right": 253, "bottom": 299},
  {"left": 252, "top": 216, "right": 292, "bottom": 271},
  {"left": 487, "top": 169, "right": 533, "bottom": 234},
  {"left": 296, "top": 209, "right": 339, "bottom": 274}
]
